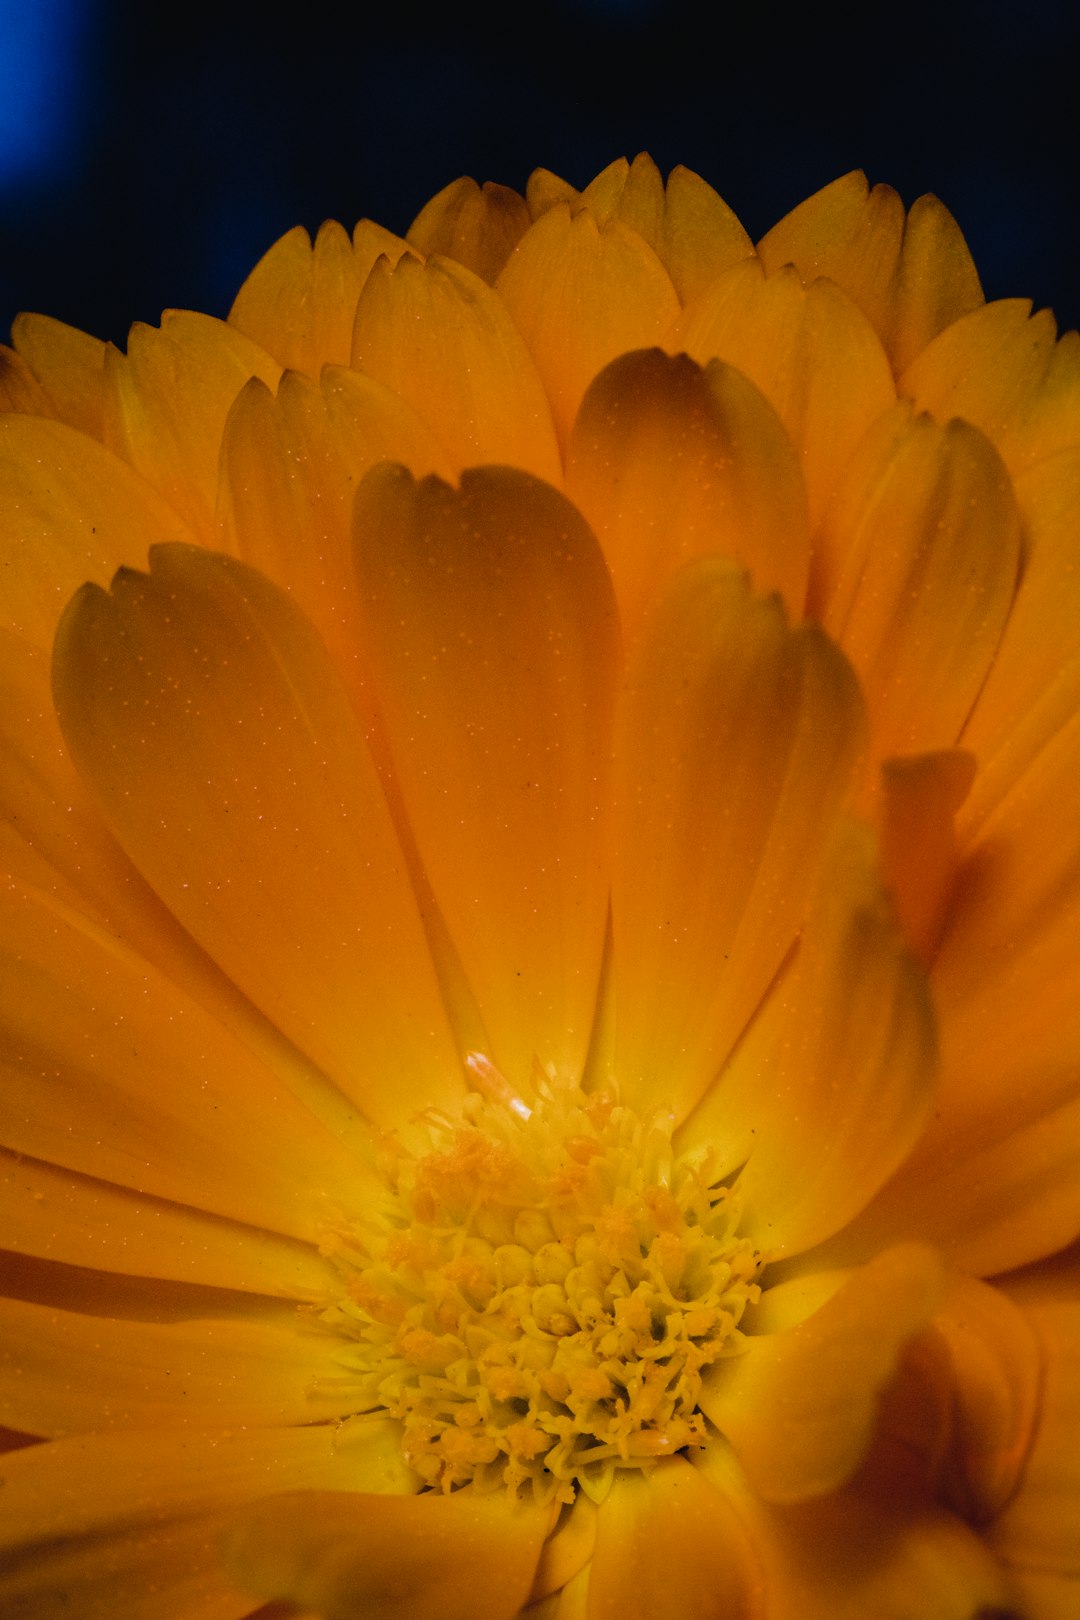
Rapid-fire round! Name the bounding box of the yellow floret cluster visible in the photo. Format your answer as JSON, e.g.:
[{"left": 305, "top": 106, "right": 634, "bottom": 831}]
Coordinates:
[{"left": 324, "top": 1078, "right": 764, "bottom": 1504}]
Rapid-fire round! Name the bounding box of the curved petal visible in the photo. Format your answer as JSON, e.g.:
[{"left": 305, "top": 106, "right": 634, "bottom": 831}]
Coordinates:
[
  {"left": 757, "top": 171, "right": 983, "bottom": 374},
  {"left": 610, "top": 560, "right": 864, "bottom": 1120},
  {"left": 583, "top": 1455, "right": 762, "bottom": 1620},
  {"left": 0, "top": 415, "right": 193, "bottom": 649},
  {"left": 578, "top": 154, "right": 754, "bottom": 304},
  {"left": 52, "top": 543, "right": 464, "bottom": 1128},
  {"left": 961, "top": 447, "right": 1080, "bottom": 830},
  {"left": 681, "top": 821, "right": 936, "bottom": 1256},
  {"left": 694, "top": 1438, "right": 1016, "bottom": 1620},
  {"left": 879, "top": 749, "right": 976, "bottom": 963},
  {"left": 818, "top": 403, "right": 1021, "bottom": 762},
  {"left": 565, "top": 348, "right": 809, "bottom": 640},
  {"left": 352, "top": 252, "right": 561, "bottom": 482},
  {"left": 354, "top": 464, "right": 620, "bottom": 1091},
  {"left": 228, "top": 218, "right": 413, "bottom": 375},
  {"left": 1, "top": 1149, "right": 336, "bottom": 1298},
  {"left": 103, "top": 312, "right": 282, "bottom": 534},
  {"left": 9, "top": 310, "right": 107, "bottom": 436},
  {"left": 0, "top": 1421, "right": 413, "bottom": 1562},
  {"left": 990, "top": 1255, "right": 1080, "bottom": 1608},
  {"left": 0, "top": 1298, "right": 365, "bottom": 1435},
  {"left": 217, "top": 367, "right": 451, "bottom": 691},
  {"left": 407, "top": 177, "right": 531, "bottom": 284},
  {"left": 900, "top": 298, "right": 1080, "bottom": 478},
  {"left": 0, "top": 1508, "right": 256, "bottom": 1620},
  {"left": 497, "top": 202, "right": 680, "bottom": 449},
  {"left": 700, "top": 1244, "right": 945, "bottom": 1503},
  {"left": 0, "top": 874, "right": 372, "bottom": 1237},
  {"left": 668, "top": 258, "right": 896, "bottom": 530},
  {"left": 224, "top": 1486, "right": 550, "bottom": 1620}
]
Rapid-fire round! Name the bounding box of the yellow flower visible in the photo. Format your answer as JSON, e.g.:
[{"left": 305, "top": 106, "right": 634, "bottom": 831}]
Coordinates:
[{"left": 0, "top": 153, "right": 1077, "bottom": 1619}]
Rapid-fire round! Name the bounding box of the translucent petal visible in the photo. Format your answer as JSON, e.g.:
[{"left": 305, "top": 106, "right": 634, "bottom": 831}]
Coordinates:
[
  {"left": 818, "top": 403, "right": 1020, "bottom": 762},
  {"left": 9, "top": 310, "right": 107, "bottom": 436},
  {"left": 610, "top": 560, "right": 863, "bottom": 1119},
  {"left": 668, "top": 258, "right": 896, "bottom": 529},
  {"left": 354, "top": 464, "right": 619, "bottom": 1090},
  {"left": 497, "top": 202, "right": 680, "bottom": 448},
  {"left": 0, "top": 416, "right": 192, "bottom": 648},
  {"left": 757, "top": 171, "right": 982, "bottom": 373},
  {"left": 565, "top": 347, "right": 809, "bottom": 640},
  {"left": 681, "top": 821, "right": 936, "bottom": 1255},
  {"left": 103, "top": 312, "right": 282, "bottom": 534},
  {"left": 52, "top": 543, "right": 463, "bottom": 1128},
  {"left": 352, "top": 252, "right": 561, "bottom": 481},
  {"left": 408, "top": 177, "right": 531, "bottom": 284}
]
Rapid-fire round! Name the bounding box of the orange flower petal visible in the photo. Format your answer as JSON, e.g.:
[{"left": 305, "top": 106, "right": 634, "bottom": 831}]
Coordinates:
[
  {"left": 694, "top": 1439, "right": 1016, "bottom": 1620},
  {"left": 8, "top": 310, "right": 107, "bottom": 436},
  {"left": 681, "top": 821, "right": 935, "bottom": 1256},
  {"left": 0, "top": 875, "right": 372, "bottom": 1237},
  {"left": 900, "top": 298, "right": 1080, "bottom": 477},
  {"left": 610, "top": 561, "right": 863, "bottom": 1120},
  {"left": 565, "top": 347, "right": 809, "bottom": 640},
  {"left": 497, "top": 202, "right": 680, "bottom": 448},
  {"left": 52, "top": 543, "right": 463, "bottom": 1128},
  {"left": 0, "top": 1422, "right": 411, "bottom": 1560},
  {"left": 354, "top": 464, "right": 620, "bottom": 1090},
  {"left": 224, "top": 1487, "right": 550, "bottom": 1620},
  {"left": 407, "top": 176, "right": 531, "bottom": 284},
  {"left": 579, "top": 154, "right": 754, "bottom": 304},
  {"left": 0, "top": 1299, "right": 366, "bottom": 1434},
  {"left": 667, "top": 257, "right": 896, "bottom": 529},
  {"left": 352, "top": 252, "right": 561, "bottom": 481},
  {"left": 228, "top": 217, "right": 416, "bottom": 374},
  {"left": 1, "top": 1149, "right": 336, "bottom": 1299},
  {"left": 0, "top": 416, "right": 193, "bottom": 649},
  {"left": 961, "top": 447, "right": 1080, "bottom": 828},
  {"left": 700, "top": 1244, "right": 945, "bottom": 1503},
  {"left": 0, "top": 1509, "right": 254, "bottom": 1620},
  {"left": 217, "top": 367, "right": 451, "bottom": 690},
  {"left": 879, "top": 749, "right": 976, "bottom": 963},
  {"left": 990, "top": 1257, "right": 1080, "bottom": 1606},
  {"left": 103, "top": 311, "right": 282, "bottom": 535},
  {"left": 757, "top": 170, "right": 983, "bottom": 374},
  {"left": 818, "top": 403, "right": 1021, "bottom": 761},
  {"left": 583, "top": 1456, "right": 762, "bottom": 1620}
]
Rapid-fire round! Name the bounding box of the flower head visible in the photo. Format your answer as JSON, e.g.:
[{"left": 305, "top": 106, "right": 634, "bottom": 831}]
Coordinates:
[{"left": 1, "top": 155, "right": 1078, "bottom": 1619}]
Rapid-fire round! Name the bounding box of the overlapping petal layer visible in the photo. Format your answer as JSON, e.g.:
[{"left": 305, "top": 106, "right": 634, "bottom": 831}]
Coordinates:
[{"left": 0, "top": 155, "right": 1077, "bottom": 1620}]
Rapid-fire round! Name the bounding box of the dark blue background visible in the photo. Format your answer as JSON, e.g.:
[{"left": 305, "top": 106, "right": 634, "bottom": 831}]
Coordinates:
[{"left": 2, "top": 0, "right": 1078, "bottom": 347}]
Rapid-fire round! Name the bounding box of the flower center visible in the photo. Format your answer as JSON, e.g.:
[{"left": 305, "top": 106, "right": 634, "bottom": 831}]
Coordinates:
[{"left": 324, "top": 1075, "right": 763, "bottom": 1505}]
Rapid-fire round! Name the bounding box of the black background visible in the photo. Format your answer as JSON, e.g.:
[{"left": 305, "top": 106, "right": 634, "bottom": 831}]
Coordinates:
[{"left": 2, "top": 0, "right": 1079, "bottom": 348}]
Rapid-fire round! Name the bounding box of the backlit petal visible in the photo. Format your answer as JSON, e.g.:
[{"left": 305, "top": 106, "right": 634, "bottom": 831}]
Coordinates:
[
  {"left": 817, "top": 403, "right": 1021, "bottom": 761},
  {"left": 758, "top": 171, "right": 983, "bottom": 374},
  {"left": 52, "top": 542, "right": 463, "bottom": 1127},
  {"left": 497, "top": 202, "right": 680, "bottom": 448},
  {"left": 668, "top": 257, "right": 896, "bottom": 529},
  {"left": 354, "top": 464, "right": 619, "bottom": 1090},
  {"left": 9, "top": 310, "right": 107, "bottom": 436},
  {"left": 681, "top": 821, "right": 936, "bottom": 1255},
  {"left": 352, "top": 252, "right": 561, "bottom": 481},
  {"left": 565, "top": 347, "right": 809, "bottom": 640},
  {"left": 228, "top": 218, "right": 416, "bottom": 374},
  {"left": 0, "top": 416, "right": 192, "bottom": 648},
  {"left": 610, "top": 560, "right": 863, "bottom": 1119},
  {"left": 408, "top": 177, "right": 531, "bottom": 284}
]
